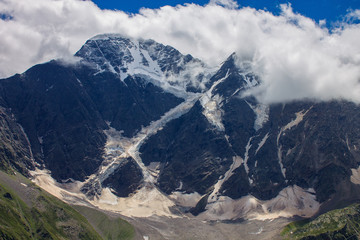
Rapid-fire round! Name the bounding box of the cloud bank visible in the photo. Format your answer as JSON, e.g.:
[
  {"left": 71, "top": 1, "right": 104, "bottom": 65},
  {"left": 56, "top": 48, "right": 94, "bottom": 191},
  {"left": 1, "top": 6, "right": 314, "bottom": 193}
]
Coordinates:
[{"left": 0, "top": 0, "right": 360, "bottom": 104}]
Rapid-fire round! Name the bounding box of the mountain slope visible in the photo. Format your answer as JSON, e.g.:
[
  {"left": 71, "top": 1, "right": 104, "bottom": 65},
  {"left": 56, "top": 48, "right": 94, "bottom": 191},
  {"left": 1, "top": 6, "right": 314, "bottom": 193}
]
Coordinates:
[
  {"left": 1, "top": 34, "right": 360, "bottom": 223},
  {"left": 0, "top": 34, "right": 201, "bottom": 183},
  {"left": 0, "top": 107, "right": 35, "bottom": 176},
  {"left": 0, "top": 171, "right": 103, "bottom": 240},
  {"left": 139, "top": 53, "right": 360, "bottom": 220},
  {"left": 281, "top": 203, "right": 360, "bottom": 240},
  {"left": 73, "top": 205, "right": 135, "bottom": 240}
]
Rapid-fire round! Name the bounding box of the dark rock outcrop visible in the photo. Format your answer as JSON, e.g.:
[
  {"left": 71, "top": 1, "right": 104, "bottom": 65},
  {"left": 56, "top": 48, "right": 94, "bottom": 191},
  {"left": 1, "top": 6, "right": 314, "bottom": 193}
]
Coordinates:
[{"left": 102, "top": 158, "right": 143, "bottom": 197}]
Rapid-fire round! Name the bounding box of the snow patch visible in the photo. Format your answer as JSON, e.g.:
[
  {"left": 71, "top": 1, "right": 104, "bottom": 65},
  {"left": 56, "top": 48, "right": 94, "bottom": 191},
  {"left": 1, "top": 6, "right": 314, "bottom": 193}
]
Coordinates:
[
  {"left": 240, "top": 72, "right": 258, "bottom": 88},
  {"left": 125, "top": 40, "right": 163, "bottom": 80},
  {"left": 45, "top": 85, "right": 54, "bottom": 92},
  {"left": 244, "top": 137, "right": 253, "bottom": 175},
  {"left": 200, "top": 94, "right": 225, "bottom": 131},
  {"left": 277, "top": 145, "right": 286, "bottom": 178},
  {"left": 175, "top": 181, "right": 183, "bottom": 191},
  {"left": 246, "top": 101, "right": 269, "bottom": 131},
  {"left": 200, "top": 69, "right": 230, "bottom": 131},
  {"left": 93, "top": 40, "right": 119, "bottom": 76},
  {"left": 255, "top": 133, "right": 269, "bottom": 155},
  {"left": 89, "top": 34, "right": 124, "bottom": 41},
  {"left": 76, "top": 78, "right": 83, "bottom": 87},
  {"left": 83, "top": 35, "right": 213, "bottom": 97}
]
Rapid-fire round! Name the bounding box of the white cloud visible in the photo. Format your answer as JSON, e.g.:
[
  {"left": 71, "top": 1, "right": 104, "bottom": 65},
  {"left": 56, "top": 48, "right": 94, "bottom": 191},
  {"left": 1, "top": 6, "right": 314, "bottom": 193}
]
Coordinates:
[
  {"left": 343, "top": 9, "right": 360, "bottom": 23},
  {"left": 0, "top": 0, "right": 360, "bottom": 104},
  {"left": 208, "top": 0, "right": 239, "bottom": 9}
]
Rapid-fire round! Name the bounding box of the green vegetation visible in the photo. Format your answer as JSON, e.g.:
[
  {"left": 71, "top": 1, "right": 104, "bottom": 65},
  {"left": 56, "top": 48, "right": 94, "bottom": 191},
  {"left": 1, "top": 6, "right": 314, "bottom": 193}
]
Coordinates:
[
  {"left": 281, "top": 203, "right": 360, "bottom": 239},
  {"left": 0, "top": 169, "right": 136, "bottom": 240},
  {"left": 74, "top": 205, "right": 135, "bottom": 240},
  {"left": 0, "top": 181, "right": 103, "bottom": 239}
]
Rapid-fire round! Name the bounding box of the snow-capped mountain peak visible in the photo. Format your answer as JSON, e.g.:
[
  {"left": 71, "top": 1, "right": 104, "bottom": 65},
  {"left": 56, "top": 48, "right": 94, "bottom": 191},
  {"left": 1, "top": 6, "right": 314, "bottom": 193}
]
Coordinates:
[{"left": 75, "top": 34, "right": 211, "bottom": 95}]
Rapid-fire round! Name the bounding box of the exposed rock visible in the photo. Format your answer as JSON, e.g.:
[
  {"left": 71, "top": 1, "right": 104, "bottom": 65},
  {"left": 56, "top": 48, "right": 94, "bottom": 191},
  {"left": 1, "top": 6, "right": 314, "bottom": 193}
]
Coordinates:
[
  {"left": 102, "top": 158, "right": 143, "bottom": 197},
  {"left": 1, "top": 35, "right": 360, "bottom": 221}
]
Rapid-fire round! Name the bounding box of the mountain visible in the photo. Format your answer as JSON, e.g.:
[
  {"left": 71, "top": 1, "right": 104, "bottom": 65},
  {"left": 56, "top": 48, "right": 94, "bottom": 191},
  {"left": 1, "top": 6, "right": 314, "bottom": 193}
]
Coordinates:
[{"left": 1, "top": 33, "right": 360, "bottom": 226}]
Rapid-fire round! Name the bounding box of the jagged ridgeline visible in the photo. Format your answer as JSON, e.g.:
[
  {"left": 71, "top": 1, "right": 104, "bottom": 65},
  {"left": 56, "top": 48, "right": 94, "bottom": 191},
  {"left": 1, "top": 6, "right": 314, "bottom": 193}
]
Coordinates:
[{"left": 1, "top": 34, "right": 360, "bottom": 222}]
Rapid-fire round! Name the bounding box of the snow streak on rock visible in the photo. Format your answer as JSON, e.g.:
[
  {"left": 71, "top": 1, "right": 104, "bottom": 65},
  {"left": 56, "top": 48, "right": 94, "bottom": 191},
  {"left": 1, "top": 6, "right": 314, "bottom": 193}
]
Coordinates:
[
  {"left": 256, "top": 132, "right": 269, "bottom": 155},
  {"left": 277, "top": 107, "right": 312, "bottom": 144},
  {"left": 246, "top": 101, "right": 269, "bottom": 131},
  {"left": 200, "top": 69, "right": 230, "bottom": 131},
  {"left": 277, "top": 145, "right": 286, "bottom": 178},
  {"left": 244, "top": 137, "right": 253, "bottom": 176},
  {"left": 276, "top": 107, "right": 312, "bottom": 178},
  {"left": 208, "top": 156, "right": 244, "bottom": 204}
]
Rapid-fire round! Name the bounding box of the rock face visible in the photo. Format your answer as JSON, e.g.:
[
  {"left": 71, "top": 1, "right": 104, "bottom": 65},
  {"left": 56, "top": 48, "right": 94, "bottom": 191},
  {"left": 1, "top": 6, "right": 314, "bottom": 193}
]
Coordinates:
[
  {"left": 1, "top": 34, "right": 360, "bottom": 219},
  {"left": 0, "top": 106, "right": 34, "bottom": 175},
  {"left": 140, "top": 53, "right": 360, "bottom": 212},
  {"left": 140, "top": 101, "right": 234, "bottom": 195},
  {"left": 0, "top": 35, "right": 191, "bottom": 182},
  {"left": 102, "top": 157, "right": 143, "bottom": 197}
]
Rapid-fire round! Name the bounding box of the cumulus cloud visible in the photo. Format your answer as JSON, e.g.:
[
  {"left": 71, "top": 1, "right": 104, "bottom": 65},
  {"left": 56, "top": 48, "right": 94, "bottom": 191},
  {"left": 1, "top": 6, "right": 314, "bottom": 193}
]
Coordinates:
[
  {"left": 241, "top": 5, "right": 360, "bottom": 103},
  {"left": 208, "top": 0, "right": 239, "bottom": 9},
  {"left": 0, "top": 0, "right": 360, "bottom": 104}
]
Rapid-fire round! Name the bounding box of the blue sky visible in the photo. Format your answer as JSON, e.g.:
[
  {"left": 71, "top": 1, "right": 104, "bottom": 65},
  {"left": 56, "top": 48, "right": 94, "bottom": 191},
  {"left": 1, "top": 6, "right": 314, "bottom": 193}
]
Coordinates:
[{"left": 92, "top": 0, "right": 360, "bottom": 26}]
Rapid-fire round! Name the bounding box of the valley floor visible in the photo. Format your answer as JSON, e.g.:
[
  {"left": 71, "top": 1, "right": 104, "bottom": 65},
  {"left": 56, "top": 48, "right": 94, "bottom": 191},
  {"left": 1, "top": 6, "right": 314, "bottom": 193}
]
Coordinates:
[
  {"left": 74, "top": 204, "right": 293, "bottom": 240},
  {"left": 126, "top": 215, "right": 292, "bottom": 240}
]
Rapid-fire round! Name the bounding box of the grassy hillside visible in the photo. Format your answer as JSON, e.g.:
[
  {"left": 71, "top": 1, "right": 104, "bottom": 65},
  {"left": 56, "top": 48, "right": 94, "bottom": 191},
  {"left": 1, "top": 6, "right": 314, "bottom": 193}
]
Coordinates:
[
  {"left": 281, "top": 203, "right": 360, "bottom": 240},
  {"left": 74, "top": 205, "right": 135, "bottom": 240},
  {"left": 0, "top": 182, "right": 102, "bottom": 239},
  {"left": 0, "top": 170, "right": 135, "bottom": 240}
]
